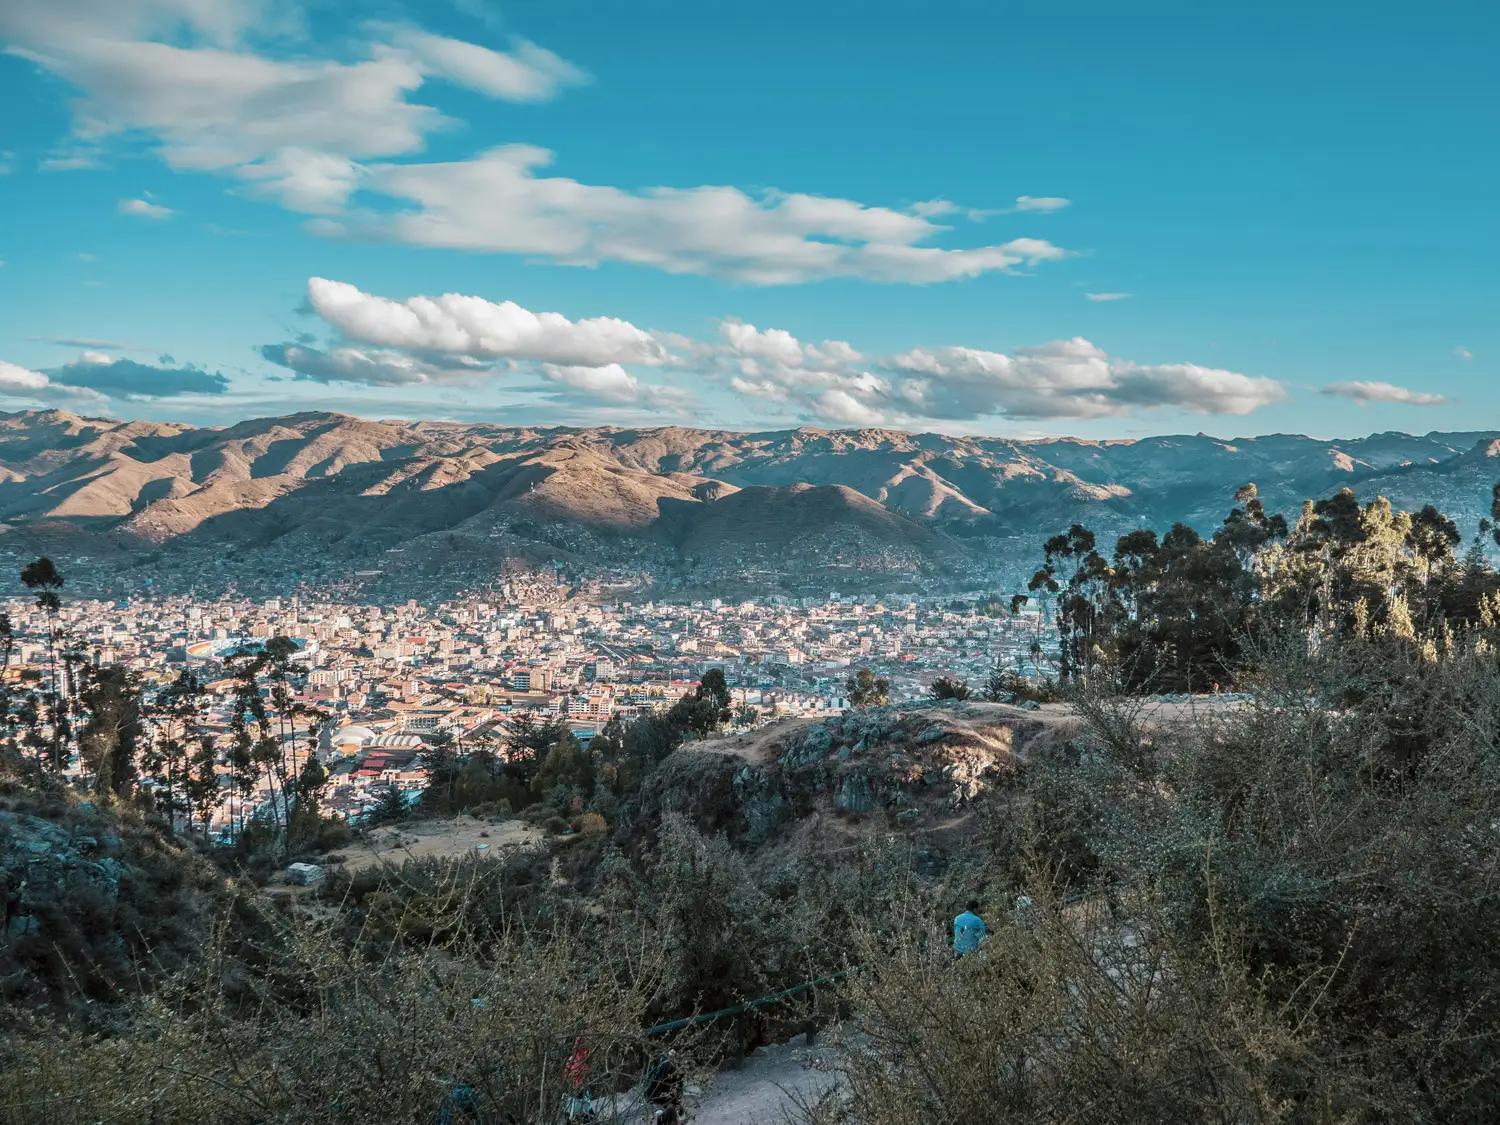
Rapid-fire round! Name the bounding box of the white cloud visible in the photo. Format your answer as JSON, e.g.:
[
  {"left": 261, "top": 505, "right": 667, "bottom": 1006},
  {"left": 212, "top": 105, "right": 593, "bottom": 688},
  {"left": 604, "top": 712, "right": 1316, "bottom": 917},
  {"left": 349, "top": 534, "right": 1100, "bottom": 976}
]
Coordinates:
[
  {"left": 305, "top": 277, "right": 670, "bottom": 368},
  {"left": 540, "top": 363, "right": 687, "bottom": 409},
  {"left": 0, "top": 0, "right": 267, "bottom": 49},
  {"left": 1322, "top": 380, "right": 1447, "bottom": 407},
  {"left": 0, "top": 359, "right": 109, "bottom": 406},
  {"left": 1013, "top": 195, "right": 1071, "bottom": 213},
  {"left": 2, "top": 5, "right": 587, "bottom": 213},
  {"left": 4, "top": 3, "right": 1071, "bottom": 286},
  {"left": 1454, "top": 346, "right": 1474, "bottom": 361},
  {"left": 359, "top": 145, "right": 1070, "bottom": 284},
  {"left": 118, "top": 196, "right": 174, "bottom": 219},
  {"left": 389, "top": 30, "right": 588, "bottom": 101},
  {"left": 709, "top": 329, "right": 1283, "bottom": 425},
  {"left": 1085, "top": 291, "right": 1131, "bottom": 302},
  {"left": 47, "top": 352, "right": 229, "bottom": 397}
]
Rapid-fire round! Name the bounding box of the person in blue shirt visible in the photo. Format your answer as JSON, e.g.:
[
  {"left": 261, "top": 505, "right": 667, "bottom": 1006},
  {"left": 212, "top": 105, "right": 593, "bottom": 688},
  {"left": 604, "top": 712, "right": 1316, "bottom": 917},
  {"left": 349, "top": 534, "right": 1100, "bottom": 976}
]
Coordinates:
[{"left": 953, "top": 899, "right": 988, "bottom": 956}]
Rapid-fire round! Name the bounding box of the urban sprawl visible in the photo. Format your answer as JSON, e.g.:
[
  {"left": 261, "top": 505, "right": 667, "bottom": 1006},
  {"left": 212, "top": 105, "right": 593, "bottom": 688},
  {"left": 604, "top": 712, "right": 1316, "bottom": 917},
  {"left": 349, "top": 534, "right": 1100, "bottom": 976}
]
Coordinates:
[{"left": 4, "top": 574, "right": 1049, "bottom": 834}]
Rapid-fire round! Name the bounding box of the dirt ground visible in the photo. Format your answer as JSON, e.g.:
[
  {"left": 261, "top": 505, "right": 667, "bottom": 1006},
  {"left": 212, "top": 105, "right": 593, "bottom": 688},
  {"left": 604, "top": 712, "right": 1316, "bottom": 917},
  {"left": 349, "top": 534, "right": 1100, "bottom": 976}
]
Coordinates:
[
  {"left": 600, "top": 1031, "right": 846, "bottom": 1123},
  {"left": 332, "top": 814, "right": 543, "bottom": 872}
]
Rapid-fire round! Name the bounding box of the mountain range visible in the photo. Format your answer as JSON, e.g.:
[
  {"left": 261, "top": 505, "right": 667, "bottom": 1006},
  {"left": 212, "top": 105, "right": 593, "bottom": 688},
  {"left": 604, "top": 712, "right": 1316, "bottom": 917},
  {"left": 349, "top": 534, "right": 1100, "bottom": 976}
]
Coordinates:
[{"left": 1, "top": 409, "right": 1496, "bottom": 595}]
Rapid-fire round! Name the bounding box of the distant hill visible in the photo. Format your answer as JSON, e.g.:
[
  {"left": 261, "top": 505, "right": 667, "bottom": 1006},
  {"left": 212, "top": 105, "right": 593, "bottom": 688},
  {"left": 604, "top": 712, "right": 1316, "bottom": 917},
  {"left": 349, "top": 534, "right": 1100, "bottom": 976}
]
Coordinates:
[{"left": 0, "top": 409, "right": 1495, "bottom": 593}]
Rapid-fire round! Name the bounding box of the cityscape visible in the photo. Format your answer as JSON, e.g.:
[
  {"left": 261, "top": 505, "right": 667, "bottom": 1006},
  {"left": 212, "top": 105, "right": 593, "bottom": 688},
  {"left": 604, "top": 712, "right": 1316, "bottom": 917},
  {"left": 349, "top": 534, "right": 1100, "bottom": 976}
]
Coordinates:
[{"left": 2, "top": 569, "right": 1047, "bottom": 833}]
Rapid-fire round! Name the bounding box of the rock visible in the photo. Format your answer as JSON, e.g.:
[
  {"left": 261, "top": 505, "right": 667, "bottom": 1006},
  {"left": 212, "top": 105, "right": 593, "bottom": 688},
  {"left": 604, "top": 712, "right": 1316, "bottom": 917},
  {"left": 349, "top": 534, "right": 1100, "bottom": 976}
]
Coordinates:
[
  {"left": 1019, "top": 699, "right": 1042, "bottom": 711},
  {"left": 915, "top": 726, "right": 948, "bottom": 746},
  {"left": 895, "top": 809, "right": 920, "bottom": 826},
  {"left": 834, "top": 773, "right": 875, "bottom": 814},
  {"left": 284, "top": 862, "right": 326, "bottom": 886}
]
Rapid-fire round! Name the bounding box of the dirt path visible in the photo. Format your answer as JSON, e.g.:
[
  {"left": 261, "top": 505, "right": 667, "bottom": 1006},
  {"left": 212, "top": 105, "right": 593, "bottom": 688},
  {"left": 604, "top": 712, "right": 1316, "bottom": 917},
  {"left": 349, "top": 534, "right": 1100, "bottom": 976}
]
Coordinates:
[
  {"left": 602, "top": 1034, "right": 843, "bottom": 1124},
  {"left": 689, "top": 1035, "right": 841, "bottom": 1123},
  {"left": 334, "top": 815, "right": 543, "bottom": 872}
]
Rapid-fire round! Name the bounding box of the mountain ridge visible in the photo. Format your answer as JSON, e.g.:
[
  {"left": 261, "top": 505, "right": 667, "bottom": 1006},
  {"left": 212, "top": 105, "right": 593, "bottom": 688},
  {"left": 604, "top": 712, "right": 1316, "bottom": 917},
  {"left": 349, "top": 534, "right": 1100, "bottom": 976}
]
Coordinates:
[{"left": 0, "top": 409, "right": 1495, "bottom": 593}]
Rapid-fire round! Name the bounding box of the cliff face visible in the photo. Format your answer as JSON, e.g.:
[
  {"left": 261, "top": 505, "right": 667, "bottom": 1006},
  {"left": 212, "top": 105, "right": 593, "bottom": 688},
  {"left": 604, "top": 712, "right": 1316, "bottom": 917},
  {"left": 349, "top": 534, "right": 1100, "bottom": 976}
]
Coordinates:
[{"left": 625, "top": 701, "right": 1084, "bottom": 854}]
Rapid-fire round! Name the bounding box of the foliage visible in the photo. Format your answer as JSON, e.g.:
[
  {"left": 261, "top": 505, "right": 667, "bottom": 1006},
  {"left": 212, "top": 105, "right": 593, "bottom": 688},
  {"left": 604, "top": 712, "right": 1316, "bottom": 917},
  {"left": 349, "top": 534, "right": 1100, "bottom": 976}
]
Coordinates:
[
  {"left": 927, "top": 675, "right": 970, "bottom": 701},
  {"left": 818, "top": 630, "right": 1500, "bottom": 1123},
  {"left": 845, "top": 667, "right": 890, "bottom": 708},
  {"left": 1021, "top": 481, "right": 1500, "bottom": 691}
]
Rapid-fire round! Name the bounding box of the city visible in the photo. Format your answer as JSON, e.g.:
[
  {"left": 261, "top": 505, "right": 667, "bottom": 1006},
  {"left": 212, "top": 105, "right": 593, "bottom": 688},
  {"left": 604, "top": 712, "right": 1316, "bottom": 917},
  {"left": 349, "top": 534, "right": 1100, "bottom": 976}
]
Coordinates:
[{"left": 2, "top": 574, "right": 1049, "bottom": 833}]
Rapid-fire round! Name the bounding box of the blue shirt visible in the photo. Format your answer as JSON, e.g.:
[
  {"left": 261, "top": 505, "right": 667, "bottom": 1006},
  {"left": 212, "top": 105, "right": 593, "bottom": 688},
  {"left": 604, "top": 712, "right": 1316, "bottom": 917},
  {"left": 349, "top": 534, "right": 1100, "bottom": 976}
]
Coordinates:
[{"left": 953, "top": 910, "right": 988, "bottom": 955}]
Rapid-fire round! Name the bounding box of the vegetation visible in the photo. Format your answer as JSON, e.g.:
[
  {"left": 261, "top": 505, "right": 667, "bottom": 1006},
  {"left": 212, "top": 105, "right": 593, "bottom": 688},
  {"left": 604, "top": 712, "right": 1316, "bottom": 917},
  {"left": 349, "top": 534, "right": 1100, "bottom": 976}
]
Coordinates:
[
  {"left": 927, "top": 675, "right": 970, "bottom": 701},
  {"left": 7, "top": 478, "right": 1500, "bottom": 1122},
  {"left": 845, "top": 666, "right": 890, "bottom": 707},
  {"left": 1019, "top": 481, "right": 1500, "bottom": 692}
]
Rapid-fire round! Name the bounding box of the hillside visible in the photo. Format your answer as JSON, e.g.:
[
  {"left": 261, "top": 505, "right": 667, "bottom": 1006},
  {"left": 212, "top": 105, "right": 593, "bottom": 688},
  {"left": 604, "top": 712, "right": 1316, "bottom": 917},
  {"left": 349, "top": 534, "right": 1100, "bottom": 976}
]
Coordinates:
[{"left": 0, "top": 409, "right": 1496, "bottom": 595}]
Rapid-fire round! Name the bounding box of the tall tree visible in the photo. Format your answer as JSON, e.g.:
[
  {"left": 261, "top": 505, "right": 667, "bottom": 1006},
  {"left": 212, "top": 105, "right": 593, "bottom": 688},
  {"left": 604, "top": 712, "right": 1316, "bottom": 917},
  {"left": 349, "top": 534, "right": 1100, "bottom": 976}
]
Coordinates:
[
  {"left": 78, "top": 664, "right": 144, "bottom": 800},
  {"left": 20, "top": 558, "right": 66, "bottom": 770}
]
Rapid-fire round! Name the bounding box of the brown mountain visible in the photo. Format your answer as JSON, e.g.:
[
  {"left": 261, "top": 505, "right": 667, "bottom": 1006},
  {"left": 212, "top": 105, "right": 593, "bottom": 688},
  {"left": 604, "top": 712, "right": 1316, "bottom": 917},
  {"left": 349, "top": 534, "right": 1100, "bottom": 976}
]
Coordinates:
[{"left": 0, "top": 409, "right": 1495, "bottom": 593}]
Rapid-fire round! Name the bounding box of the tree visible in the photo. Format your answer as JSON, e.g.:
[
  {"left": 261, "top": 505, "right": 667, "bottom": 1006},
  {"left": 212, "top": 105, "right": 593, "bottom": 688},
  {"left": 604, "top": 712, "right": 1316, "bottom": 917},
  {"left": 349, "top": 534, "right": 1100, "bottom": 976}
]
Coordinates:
[
  {"left": 20, "top": 557, "right": 67, "bottom": 770},
  {"left": 365, "top": 784, "right": 408, "bottom": 826},
  {"left": 224, "top": 637, "right": 323, "bottom": 853},
  {"left": 531, "top": 730, "right": 594, "bottom": 802},
  {"left": 1024, "top": 479, "right": 1500, "bottom": 694},
  {"left": 846, "top": 667, "right": 890, "bottom": 708},
  {"left": 664, "top": 669, "right": 733, "bottom": 739},
  {"left": 78, "top": 664, "right": 144, "bottom": 801},
  {"left": 929, "top": 676, "right": 971, "bottom": 701},
  {"left": 504, "top": 710, "right": 570, "bottom": 789}
]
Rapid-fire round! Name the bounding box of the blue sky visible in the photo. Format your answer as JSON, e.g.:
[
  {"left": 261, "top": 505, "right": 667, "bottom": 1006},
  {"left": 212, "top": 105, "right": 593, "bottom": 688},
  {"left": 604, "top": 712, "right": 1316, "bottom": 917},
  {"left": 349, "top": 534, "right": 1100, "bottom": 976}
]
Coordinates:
[{"left": 0, "top": 0, "right": 1494, "bottom": 438}]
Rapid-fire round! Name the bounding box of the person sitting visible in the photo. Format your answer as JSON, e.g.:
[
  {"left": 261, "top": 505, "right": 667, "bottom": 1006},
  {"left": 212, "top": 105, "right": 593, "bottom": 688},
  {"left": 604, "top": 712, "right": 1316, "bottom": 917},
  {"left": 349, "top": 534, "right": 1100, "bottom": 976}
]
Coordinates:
[{"left": 953, "top": 899, "right": 988, "bottom": 956}]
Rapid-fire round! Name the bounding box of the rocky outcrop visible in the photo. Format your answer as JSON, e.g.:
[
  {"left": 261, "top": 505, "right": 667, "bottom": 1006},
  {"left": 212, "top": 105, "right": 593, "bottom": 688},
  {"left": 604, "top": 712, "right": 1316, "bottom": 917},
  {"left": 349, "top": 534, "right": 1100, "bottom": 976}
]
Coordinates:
[
  {"left": 0, "top": 791, "right": 224, "bottom": 1010},
  {"left": 626, "top": 701, "right": 1082, "bottom": 852},
  {"left": 1, "top": 809, "right": 126, "bottom": 944}
]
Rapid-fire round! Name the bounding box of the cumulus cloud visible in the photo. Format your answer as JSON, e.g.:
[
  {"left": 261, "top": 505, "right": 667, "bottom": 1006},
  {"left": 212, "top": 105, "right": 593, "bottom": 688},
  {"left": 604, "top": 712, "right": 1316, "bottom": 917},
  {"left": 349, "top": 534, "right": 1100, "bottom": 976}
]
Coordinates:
[
  {"left": 540, "top": 363, "right": 688, "bottom": 409},
  {"left": 1322, "top": 380, "right": 1447, "bottom": 407},
  {"left": 706, "top": 326, "right": 1283, "bottom": 426},
  {"left": 46, "top": 352, "right": 229, "bottom": 398},
  {"left": 4, "top": 3, "right": 1071, "bottom": 285},
  {"left": 356, "top": 146, "right": 1070, "bottom": 284},
  {"left": 260, "top": 274, "right": 1283, "bottom": 427},
  {"left": 1, "top": 3, "right": 588, "bottom": 214},
  {"left": 1454, "top": 347, "right": 1473, "bottom": 361},
  {"left": 118, "top": 196, "right": 174, "bottom": 219},
  {"left": 0, "top": 359, "right": 109, "bottom": 406},
  {"left": 1085, "top": 291, "right": 1131, "bottom": 302},
  {"left": 304, "top": 277, "right": 670, "bottom": 367}
]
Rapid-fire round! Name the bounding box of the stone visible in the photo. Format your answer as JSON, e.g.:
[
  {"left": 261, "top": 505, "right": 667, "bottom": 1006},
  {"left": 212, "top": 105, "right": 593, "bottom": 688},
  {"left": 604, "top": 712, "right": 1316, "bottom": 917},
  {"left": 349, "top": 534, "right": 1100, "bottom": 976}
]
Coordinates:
[
  {"left": 284, "top": 862, "right": 326, "bottom": 886},
  {"left": 834, "top": 773, "right": 875, "bottom": 814}
]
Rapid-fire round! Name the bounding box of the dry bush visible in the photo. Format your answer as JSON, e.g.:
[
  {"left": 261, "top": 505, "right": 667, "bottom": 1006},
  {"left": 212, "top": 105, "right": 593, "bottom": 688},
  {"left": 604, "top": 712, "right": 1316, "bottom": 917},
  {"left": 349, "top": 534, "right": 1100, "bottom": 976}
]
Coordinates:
[
  {"left": 2, "top": 891, "right": 671, "bottom": 1124},
  {"left": 809, "top": 886, "right": 1352, "bottom": 1124},
  {"left": 810, "top": 632, "right": 1500, "bottom": 1122}
]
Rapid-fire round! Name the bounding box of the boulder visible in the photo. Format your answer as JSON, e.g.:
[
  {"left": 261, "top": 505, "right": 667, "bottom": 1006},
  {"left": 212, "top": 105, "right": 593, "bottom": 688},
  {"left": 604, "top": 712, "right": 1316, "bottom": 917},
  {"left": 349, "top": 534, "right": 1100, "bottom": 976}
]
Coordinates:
[{"left": 284, "top": 862, "right": 326, "bottom": 886}]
